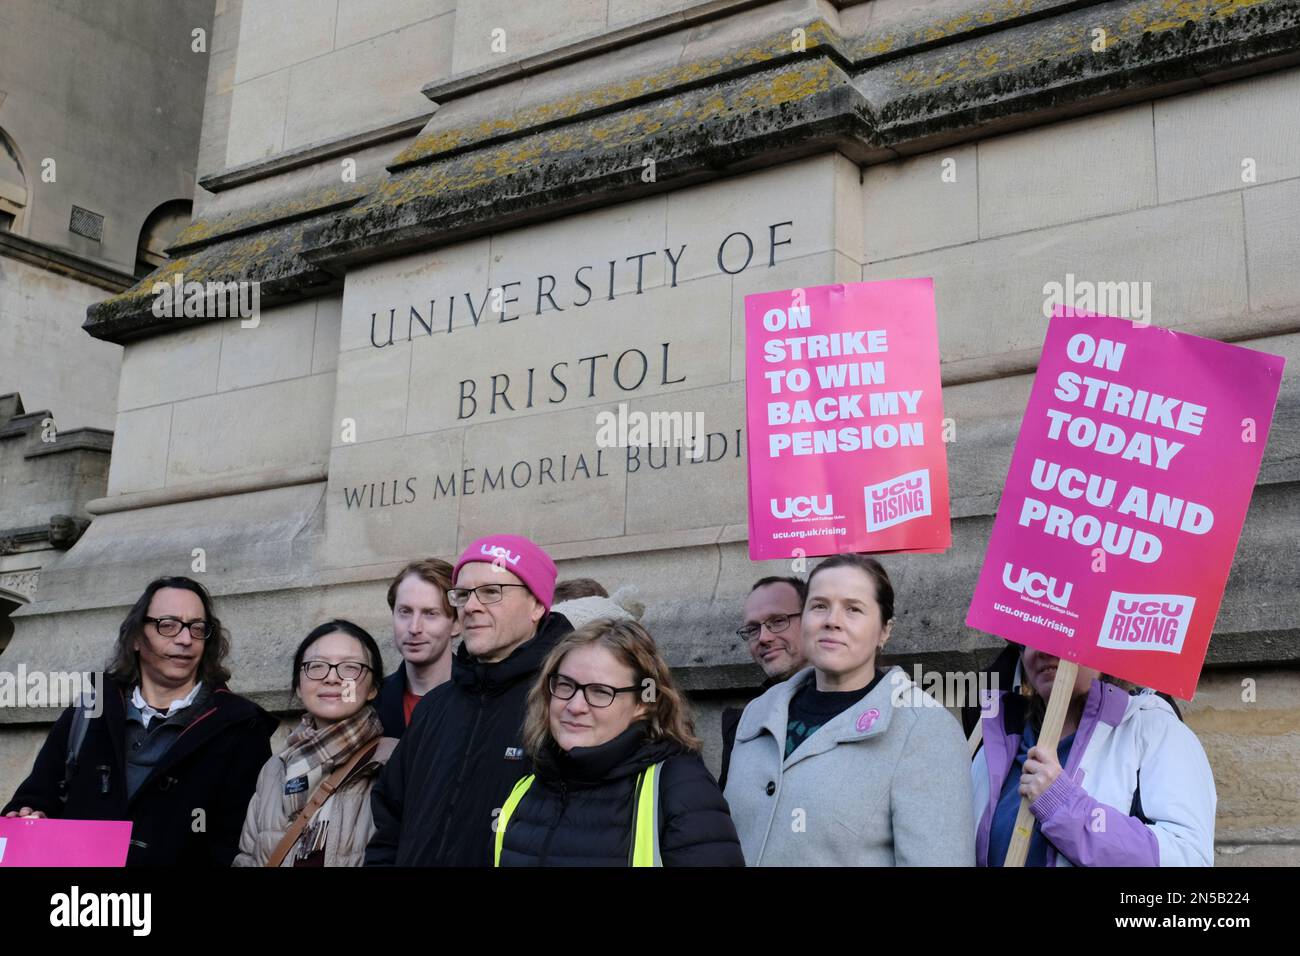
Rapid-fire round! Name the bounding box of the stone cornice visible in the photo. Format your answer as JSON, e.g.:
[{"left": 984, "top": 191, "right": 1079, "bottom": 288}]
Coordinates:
[
  {"left": 82, "top": 0, "right": 1300, "bottom": 345},
  {"left": 308, "top": 0, "right": 1300, "bottom": 268},
  {"left": 306, "top": 55, "right": 875, "bottom": 266},
  {"left": 183, "top": 0, "right": 1076, "bottom": 196},
  {"left": 196, "top": 113, "right": 433, "bottom": 194},
  {"left": 0, "top": 409, "right": 53, "bottom": 440},
  {"left": 22, "top": 428, "right": 114, "bottom": 459},
  {"left": 0, "top": 232, "right": 135, "bottom": 293},
  {"left": 400, "top": 1, "right": 1120, "bottom": 167},
  {"left": 85, "top": 464, "right": 327, "bottom": 516},
  {"left": 82, "top": 207, "right": 348, "bottom": 343}
]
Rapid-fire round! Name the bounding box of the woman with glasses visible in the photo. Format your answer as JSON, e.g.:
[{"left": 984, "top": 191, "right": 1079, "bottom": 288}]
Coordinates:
[
  {"left": 494, "top": 617, "right": 744, "bottom": 866},
  {"left": 4, "top": 576, "right": 277, "bottom": 866},
  {"left": 234, "top": 620, "right": 396, "bottom": 867},
  {"left": 724, "top": 554, "right": 975, "bottom": 866}
]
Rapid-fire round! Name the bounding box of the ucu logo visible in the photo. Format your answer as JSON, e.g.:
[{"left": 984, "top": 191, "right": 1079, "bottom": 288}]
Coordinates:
[
  {"left": 864, "top": 469, "right": 931, "bottom": 532},
  {"left": 1001, "top": 562, "right": 1073, "bottom": 608},
  {"left": 1098, "top": 591, "right": 1195, "bottom": 655},
  {"left": 770, "top": 495, "right": 833, "bottom": 519},
  {"left": 1116, "top": 599, "right": 1187, "bottom": 616},
  {"left": 869, "top": 476, "right": 923, "bottom": 500},
  {"left": 481, "top": 544, "right": 521, "bottom": 566}
]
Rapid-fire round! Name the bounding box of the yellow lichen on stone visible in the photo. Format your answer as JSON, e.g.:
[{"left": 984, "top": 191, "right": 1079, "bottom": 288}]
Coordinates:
[
  {"left": 354, "top": 58, "right": 841, "bottom": 221},
  {"left": 174, "top": 182, "right": 368, "bottom": 249},
  {"left": 750, "top": 61, "right": 834, "bottom": 108},
  {"left": 394, "top": 20, "right": 843, "bottom": 167},
  {"left": 889, "top": 0, "right": 1259, "bottom": 90},
  {"left": 924, "top": 13, "right": 975, "bottom": 43},
  {"left": 1145, "top": 0, "right": 1270, "bottom": 31},
  {"left": 853, "top": 0, "right": 1034, "bottom": 58}
]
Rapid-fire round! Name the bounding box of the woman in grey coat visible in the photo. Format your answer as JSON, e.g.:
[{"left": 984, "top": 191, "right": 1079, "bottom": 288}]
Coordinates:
[{"left": 724, "top": 554, "right": 974, "bottom": 866}]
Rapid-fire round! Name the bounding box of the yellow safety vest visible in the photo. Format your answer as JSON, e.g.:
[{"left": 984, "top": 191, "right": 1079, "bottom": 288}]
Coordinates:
[{"left": 494, "top": 762, "right": 663, "bottom": 867}]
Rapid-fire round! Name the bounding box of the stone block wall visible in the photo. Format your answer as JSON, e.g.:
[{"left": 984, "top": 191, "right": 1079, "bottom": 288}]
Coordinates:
[{"left": 3, "top": 0, "right": 1297, "bottom": 862}]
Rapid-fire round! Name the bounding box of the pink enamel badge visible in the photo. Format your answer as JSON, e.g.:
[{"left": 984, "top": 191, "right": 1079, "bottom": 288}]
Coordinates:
[{"left": 856, "top": 708, "right": 881, "bottom": 732}]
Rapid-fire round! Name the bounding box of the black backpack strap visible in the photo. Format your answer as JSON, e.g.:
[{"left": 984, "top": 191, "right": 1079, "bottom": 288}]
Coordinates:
[
  {"left": 59, "top": 691, "right": 95, "bottom": 802},
  {"left": 1157, "top": 691, "right": 1183, "bottom": 721}
]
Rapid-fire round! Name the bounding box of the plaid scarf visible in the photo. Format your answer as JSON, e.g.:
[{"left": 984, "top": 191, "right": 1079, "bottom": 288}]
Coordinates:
[{"left": 281, "top": 706, "right": 384, "bottom": 822}]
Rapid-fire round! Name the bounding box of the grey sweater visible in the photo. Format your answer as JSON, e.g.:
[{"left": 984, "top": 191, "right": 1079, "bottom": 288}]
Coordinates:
[
  {"left": 124, "top": 682, "right": 214, "bottom": 799},
  {"left": 723, "top": 665, "right": 975, "bottom": 866}
]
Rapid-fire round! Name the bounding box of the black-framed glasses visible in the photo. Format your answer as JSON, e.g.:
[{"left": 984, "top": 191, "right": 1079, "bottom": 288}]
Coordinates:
[
  {"left": 447, "top": 583, "right": 530, "bottom": 607},
  {"left": 548, "top": 673, "right": 639, "bottom": 708},
  {"left": 300, "top": 660, "right": 371, "bottom": 682},
  {"left": 735, "top": 612, "right": 801, "bottom": 643},
  {"left": 145, "top": 616, "right": 210, "bottom": 640}
]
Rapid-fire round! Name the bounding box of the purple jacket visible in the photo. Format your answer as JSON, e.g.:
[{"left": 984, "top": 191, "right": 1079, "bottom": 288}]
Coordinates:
[{"left": 972, "top": 680, "right": 1215, "bottom": 867}]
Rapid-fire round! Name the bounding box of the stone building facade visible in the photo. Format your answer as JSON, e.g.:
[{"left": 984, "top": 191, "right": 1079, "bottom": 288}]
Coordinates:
[
  {"left": 1, "top": 0, "right": 1297, "bottom": 863},
  {"left": 0, "top": 0, "right": 212, "bottom": 651}
]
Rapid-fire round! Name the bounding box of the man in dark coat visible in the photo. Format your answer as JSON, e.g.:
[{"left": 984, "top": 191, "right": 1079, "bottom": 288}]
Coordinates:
[
  {"left": 718, "top": 575, "right": 808, "bottom": 790},
  {"left": 366, "top": 534, "right": 573, "bottom": 867},
  {"left": 374, "top": 558, "right": 458, "bottom": 738},
  {"left": 3, "top": 576, "right": 275, "bottom": 866}
]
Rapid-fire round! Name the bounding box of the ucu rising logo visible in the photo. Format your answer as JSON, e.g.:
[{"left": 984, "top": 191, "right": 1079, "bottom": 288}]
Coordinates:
[
  {"left": 869, "top": 476, "right": 924, "bottom": 501},
  {"left": 481, "top": 544, "right": 521, "bottom": 566},
  {"left": 864, "top": 469, "right": 932, "bottom": 532},
  {"left": 770, "top": 496, "right": 833, "bottom": 519},
  {"left": 1098, "top": 592, "right": 1196, "bottom": 655},
  {"left": 1001, "top": 563, "right": 1073, "bottom": 608}
]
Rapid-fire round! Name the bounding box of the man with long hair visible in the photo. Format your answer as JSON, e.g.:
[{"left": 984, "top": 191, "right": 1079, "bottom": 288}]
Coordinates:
[{"left": 3, "top": 576, "right": 276, "bottom": 866}]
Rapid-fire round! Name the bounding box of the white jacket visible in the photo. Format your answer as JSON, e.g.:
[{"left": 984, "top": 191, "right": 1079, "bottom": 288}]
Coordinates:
[{"left": 972, "top": 680, "right": 1215, "bottom": 867}]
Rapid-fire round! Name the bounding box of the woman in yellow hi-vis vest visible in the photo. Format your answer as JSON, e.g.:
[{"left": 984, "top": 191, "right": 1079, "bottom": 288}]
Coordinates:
[{"left": 494, "top": 618, "right": 744, "bottom": 867}]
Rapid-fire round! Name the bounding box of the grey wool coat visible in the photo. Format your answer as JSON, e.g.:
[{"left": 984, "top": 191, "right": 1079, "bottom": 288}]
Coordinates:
[
  {"left": 723, "top": 666, "right": 975, "bottom": 866},
  {"left": 233, "top": 738, "right": 397, "bottom": 868}
]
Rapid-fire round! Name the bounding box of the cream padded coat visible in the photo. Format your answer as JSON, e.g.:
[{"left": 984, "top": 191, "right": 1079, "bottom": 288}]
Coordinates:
[{"left": 233, "top": 738, "right": 398, "bottom": 867}]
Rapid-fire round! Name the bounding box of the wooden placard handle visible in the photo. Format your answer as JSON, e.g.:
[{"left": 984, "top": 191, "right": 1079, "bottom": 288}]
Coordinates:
[{"left": 1002, "top": 659, "right": 1077, "bottom": 868}]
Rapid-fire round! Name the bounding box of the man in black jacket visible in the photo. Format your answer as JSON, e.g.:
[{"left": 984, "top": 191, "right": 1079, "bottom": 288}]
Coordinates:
[
  {"left": 366, "top": 534, "right": 573, "bottom": 866},
  {"left": 718, "top": 575, "right": 808, "bottom": 790},
  {"left": 374, "top": 557, "right": 458, "bottom": 738},
  {"left": 3, "top": 577, "right": 275, "bottom": 866}
]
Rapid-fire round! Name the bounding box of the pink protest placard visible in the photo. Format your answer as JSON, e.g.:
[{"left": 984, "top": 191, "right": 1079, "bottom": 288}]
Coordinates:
[
  {"left": 744, "top": 279, "right": 951, "bottom": 560},
  {"left": 967, "top": 310, "right": 1285, "bottom": 699},
  {"left": 0, "top": 817, "right": 132, "bottom": 867}
]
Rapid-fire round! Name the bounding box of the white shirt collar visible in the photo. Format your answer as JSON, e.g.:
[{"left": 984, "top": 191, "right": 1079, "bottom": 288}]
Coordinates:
[{"left": 131, "top": 681, "right": 203, "bottom": 728}]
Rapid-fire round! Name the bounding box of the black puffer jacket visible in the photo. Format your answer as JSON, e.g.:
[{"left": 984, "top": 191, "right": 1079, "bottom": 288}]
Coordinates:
[
  {"left": 498, "top": 721, "right": 745, "bottom": 867},
  {"left": 3, "top": 677, "right": 275, "bottom": 866},
  {"left": 366, "top": 612, "right": 572, "bottom": 867}
]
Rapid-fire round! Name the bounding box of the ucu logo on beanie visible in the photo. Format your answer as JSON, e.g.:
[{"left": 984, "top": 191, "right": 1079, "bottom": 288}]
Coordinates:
[
  {"left": 455, "top": 534, "right": 559, "bottom": 611},
  {"left": 482, "top": 544, "right": 521, "bottom": 566}
]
